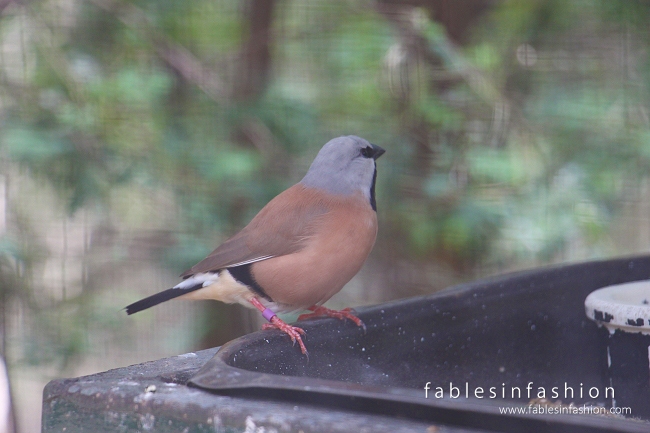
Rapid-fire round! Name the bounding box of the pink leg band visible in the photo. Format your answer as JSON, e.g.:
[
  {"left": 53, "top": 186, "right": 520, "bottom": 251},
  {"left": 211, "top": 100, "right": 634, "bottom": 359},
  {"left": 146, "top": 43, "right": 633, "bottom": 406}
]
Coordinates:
[{"left": 262, "top": 308, "right": 277, "bottom": 322}]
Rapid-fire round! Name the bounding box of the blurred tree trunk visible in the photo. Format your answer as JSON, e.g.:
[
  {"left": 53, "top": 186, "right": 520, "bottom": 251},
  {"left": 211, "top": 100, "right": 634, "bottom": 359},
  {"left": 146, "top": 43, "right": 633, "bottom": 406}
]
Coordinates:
[
  {"left": 200, "top": 0, "right": 279, "bottom": 350},
  {"left": 233, "top": 0, "right": 277, "bottom": 101}
]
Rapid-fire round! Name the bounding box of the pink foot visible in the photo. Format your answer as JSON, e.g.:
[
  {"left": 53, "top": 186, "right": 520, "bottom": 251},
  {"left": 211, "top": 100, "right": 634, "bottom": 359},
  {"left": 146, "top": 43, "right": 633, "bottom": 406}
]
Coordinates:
[
  {"left": 298, "top": 306, "right": 366, "bottom": 332},
  {"left": 262, "top": 316, "right": 308, "bottom": 355}
]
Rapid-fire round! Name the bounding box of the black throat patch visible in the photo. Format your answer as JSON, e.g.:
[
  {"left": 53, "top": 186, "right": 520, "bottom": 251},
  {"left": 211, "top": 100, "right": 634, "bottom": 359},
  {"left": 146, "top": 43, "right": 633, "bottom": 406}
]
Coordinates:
[
  {"left": 227, "top": 263, "right": 273, "bottom": 302},
  {"left": 369, "top": 165, "right": 378, "bottom": 211}
]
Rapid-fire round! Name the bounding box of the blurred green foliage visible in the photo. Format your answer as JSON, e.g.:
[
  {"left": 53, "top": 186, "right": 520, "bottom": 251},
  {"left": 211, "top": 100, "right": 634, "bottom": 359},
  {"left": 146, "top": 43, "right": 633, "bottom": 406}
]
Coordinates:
[{"left": 1, "top": 0, "right": 650, "bottom": 367}]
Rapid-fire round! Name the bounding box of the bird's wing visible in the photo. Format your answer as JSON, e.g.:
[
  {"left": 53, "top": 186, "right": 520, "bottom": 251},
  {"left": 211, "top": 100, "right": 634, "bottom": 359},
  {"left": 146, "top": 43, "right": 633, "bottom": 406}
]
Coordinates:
[{"left": 179, "top": 184, "right": 328, "bottom": 278}]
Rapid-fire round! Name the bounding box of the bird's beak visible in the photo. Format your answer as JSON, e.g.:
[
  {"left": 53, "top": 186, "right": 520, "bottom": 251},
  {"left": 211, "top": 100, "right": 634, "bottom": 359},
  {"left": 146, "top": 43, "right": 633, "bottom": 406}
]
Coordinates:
[{"left": 370, "top": 143, "right": 385, "bottom": 160}]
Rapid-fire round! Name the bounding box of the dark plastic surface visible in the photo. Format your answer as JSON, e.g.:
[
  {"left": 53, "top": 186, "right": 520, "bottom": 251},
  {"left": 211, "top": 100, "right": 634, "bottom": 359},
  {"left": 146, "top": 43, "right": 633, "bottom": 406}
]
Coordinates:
[
  {"left": 43, "top": 348, "right": 450, "bottom": 433},
  {"left": 608, "top": 330, "right": 650, "bottom": 418},
  {"left": 190, "top": 255, "right": 650, "bottom": 433}
]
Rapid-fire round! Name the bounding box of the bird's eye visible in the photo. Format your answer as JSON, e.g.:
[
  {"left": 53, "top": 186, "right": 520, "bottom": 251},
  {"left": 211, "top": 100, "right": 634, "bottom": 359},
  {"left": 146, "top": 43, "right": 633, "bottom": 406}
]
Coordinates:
[{"left": 360, "top": 146, "right": 373, "bottom": 158}]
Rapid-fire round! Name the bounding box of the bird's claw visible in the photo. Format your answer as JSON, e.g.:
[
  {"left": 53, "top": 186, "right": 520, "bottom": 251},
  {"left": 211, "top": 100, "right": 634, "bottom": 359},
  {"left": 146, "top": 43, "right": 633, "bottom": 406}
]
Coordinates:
[
  {"left": 298, "top": 306, "right": 367, "bottom": 333},
  {"left": 263, "top": 317, "right": 308, "bottom": 355}
]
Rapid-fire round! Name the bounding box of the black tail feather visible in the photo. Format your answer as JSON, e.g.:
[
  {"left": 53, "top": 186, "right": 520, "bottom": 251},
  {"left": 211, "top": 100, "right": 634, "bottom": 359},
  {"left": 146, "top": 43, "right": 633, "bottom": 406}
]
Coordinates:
[{"left": 125, "top": 284, "right": 202, "bottom": 315}]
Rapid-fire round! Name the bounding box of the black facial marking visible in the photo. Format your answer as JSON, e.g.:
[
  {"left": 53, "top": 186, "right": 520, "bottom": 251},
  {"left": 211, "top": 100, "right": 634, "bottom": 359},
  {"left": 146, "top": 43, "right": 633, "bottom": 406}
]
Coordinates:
[
  {"left": 361, "top": 146, "right": 373, "bottom": 158},
  {"left": 227, "top": 264, "right": 273, "bottom": 302},
  {"left": 370, "top": 165, "right": 378, "bottom": 211}
]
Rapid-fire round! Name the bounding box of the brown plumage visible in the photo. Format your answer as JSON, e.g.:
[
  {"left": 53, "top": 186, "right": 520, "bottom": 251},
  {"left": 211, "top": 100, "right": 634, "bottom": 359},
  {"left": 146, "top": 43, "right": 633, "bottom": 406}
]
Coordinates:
[
  {"left": 180, "top": 184, "right": 330, "bottom": 278},
  {"left": 126, "top": 135, "right": 385, "bottom": 355}
]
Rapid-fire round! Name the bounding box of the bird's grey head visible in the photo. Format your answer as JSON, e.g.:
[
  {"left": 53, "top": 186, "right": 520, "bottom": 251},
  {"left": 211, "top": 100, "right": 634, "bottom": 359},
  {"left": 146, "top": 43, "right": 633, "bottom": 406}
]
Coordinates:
[{"left": 300, "top": 135, "right": 385, "bottom": 210}]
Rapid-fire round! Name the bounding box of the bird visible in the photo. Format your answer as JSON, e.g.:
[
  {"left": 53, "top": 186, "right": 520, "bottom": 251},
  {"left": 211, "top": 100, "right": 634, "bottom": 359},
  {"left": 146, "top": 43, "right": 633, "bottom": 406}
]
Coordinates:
[{"left": 125, "top": 135, "right": 385, "bottom": 355}]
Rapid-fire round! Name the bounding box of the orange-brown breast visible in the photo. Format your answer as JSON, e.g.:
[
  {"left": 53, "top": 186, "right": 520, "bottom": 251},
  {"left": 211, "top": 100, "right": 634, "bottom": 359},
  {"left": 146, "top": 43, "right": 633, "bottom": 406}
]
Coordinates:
[{"left": 251, "top": 189, "right": 378, "bottom": 309}]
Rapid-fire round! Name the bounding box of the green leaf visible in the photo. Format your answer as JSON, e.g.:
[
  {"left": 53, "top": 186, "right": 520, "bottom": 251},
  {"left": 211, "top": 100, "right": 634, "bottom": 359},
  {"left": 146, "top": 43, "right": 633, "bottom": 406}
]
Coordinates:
[{"left": 3, "top": 129, "right": 70, "bottom": 161}]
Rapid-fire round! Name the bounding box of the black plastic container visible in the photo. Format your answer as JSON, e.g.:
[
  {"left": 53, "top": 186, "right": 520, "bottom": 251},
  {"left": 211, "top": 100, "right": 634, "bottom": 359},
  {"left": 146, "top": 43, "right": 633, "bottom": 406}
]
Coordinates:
[
  {"left": 585, "top": 282, "right": 650, "bottom": 419},
  {"left": 190, "top": 255, "right": 650, "bottom": 432}
]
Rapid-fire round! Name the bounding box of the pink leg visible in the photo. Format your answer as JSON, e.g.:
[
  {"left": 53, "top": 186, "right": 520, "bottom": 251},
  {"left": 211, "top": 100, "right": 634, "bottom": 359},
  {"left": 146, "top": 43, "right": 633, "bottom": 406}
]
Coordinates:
[
  {"left": 298, "top": 305, "right": 366, "bottom": 332},
  {"left": 249, "top": 297, "right": 308, "bottom": 355},
  {"left": 261, "top": 317, "right": 307, "bottom": 355}
]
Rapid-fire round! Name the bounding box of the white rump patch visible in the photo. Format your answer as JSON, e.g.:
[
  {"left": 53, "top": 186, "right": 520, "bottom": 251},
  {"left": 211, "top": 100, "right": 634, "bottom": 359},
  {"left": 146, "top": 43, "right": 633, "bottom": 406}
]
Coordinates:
[
  {"left": 172, "top": 270, "right": 257, "bottom": 306},
  {"left": 173, "top": 272, "right": 219, "bottom": 290}
]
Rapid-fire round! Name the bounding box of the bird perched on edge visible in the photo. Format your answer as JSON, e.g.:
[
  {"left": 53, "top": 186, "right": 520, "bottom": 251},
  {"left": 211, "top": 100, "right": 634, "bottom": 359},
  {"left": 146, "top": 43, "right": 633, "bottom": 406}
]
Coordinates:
[{"left": 125, "top": 135, "right": 385, "bottom": 355}]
